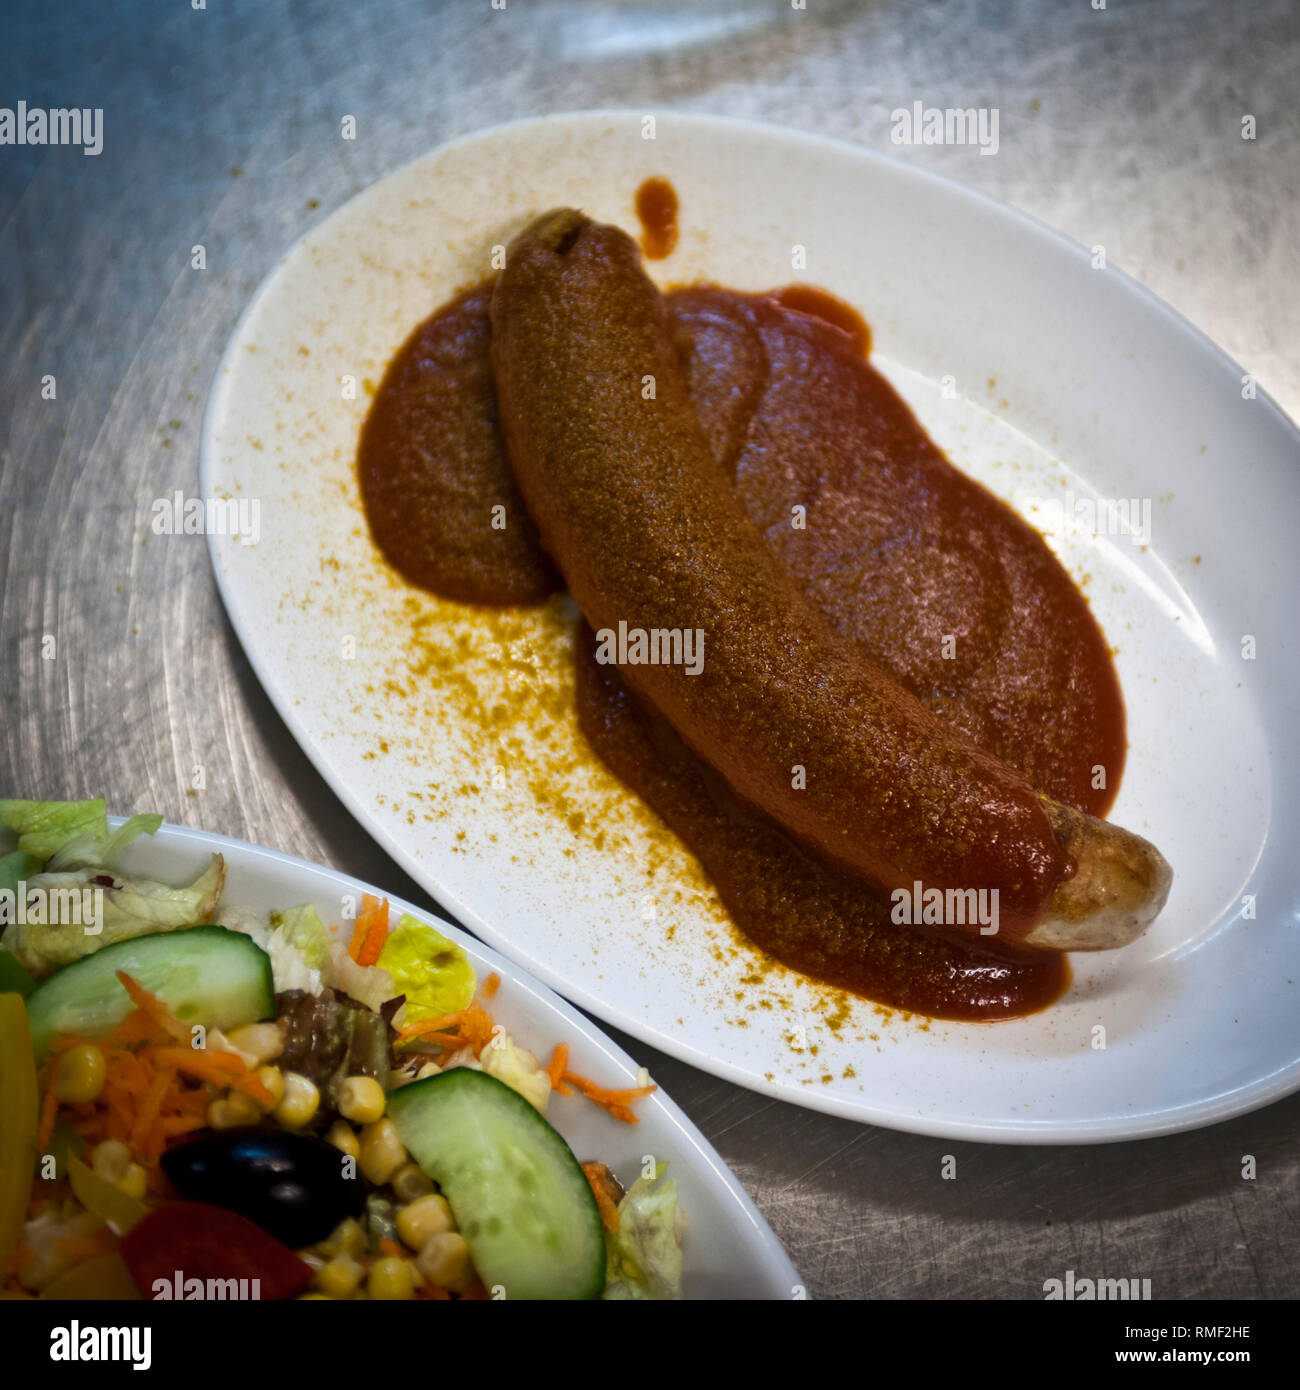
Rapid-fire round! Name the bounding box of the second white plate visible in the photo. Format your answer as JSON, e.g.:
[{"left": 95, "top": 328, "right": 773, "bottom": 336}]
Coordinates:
[
  {"left": 201, "top": 111, "right": 1300, "bottom": 1142},
  {"left": 116, "top": 819, "right": 800, "bottom": 1299}
]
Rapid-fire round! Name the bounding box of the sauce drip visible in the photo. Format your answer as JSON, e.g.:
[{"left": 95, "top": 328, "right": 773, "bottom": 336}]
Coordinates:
[
  {"left": 358, "top": 264, "right": 1124, "bottom": 1019},
  {"left": 634, "top": 176, "right": 679, "bottom": 260}
]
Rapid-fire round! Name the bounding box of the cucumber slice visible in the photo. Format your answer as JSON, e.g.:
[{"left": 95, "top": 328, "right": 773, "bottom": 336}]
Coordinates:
[
  {"left": 387, "top": 1068, "right": 606, "bottom": 1300},
  {"left": 26, "top": 926, "right": 274, "bottom": 1059}
]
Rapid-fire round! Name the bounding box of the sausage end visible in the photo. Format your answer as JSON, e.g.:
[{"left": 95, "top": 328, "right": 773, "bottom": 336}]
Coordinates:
[{"left": 1021, "top": 799, "right": 1173, "bottom": 951}]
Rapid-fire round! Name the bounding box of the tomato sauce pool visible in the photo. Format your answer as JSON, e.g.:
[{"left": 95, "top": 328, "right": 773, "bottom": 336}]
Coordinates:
[{"left": 357, "top": 203, "right": 1126, "bottom": 1021}]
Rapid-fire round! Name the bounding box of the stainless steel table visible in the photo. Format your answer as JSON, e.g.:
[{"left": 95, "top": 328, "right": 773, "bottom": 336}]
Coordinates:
[{"left": 3, "top": 0, "right": 1297, "bottom": 1300}]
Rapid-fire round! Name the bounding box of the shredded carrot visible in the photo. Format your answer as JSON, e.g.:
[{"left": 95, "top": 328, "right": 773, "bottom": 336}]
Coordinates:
[
  {"left": 108, "top": 1053, "right": 148, "bottom": 1096},
  {"left": 397, "top": 1002, "right": 495, "bottom": 1055},
  {"left": 563, "top": 1075, "right": 657, "bottom": 1107},
  {"left": 481, "top": 972, "right": 501, "bottom": 1000},
  {"left": 561, "top": 1071, "right": 657, "bottom": 1125},
  {"left": 36, "top": 1088, "right": 58, "bottom": 1151},
  {"left": 38, "top": 971, "right": 281, "bottom": 1176},
  {"left": 158, "top": 1115, "right": 207, "bottom": 1137},
  {"left": 102, "top": 1083, "right": 134, "bottom": 1136},
  {"left": 104, "top": 1008, "right": 161, "bottom": 1049},
  {"left": 398, "top": 984, "right": 654, "bottom": 1125},
  {"left": 114, "top": 971, "right": 191, "bottom": 1044},
  {"left": 396, "top": 1029, "right": 466, "bottom": 1049},
  {"left": 348, "top": 912, "right": 369, "bottom": 961},
  {"left": 151, "top": 1046, "right": 243, "bottom": 1076},
  {"left": 349, "top": 894, "right": 390, "bottom": 967},
  {"left": 546, "top": 1044, "right": 571, "bottom": 1094},
  {"left": 150, "top": 1047, "right": 273, "bottom": 1107},
  {"left": 582, "top": 1162, "right": 622, "bottom": 1232},
  {"left": 378, "top": 1238, "right": 405, "bottom": 1260},
  {"left": 226, "top": 1071, "right": 275, "bottom": 1108},
  {"left": 130, "top": 1064, "right": 174, "bottom": 1160}
]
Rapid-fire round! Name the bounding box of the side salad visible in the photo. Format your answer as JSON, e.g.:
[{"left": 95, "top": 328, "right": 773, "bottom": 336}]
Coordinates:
[{"left": 0, "top": 799, "right": 685, "bottom": 1301}]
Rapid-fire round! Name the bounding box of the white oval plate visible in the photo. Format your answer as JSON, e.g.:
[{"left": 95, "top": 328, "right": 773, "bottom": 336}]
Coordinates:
[
  {"left": 200, "top": 112, "right": 1300, "bottom": 1143},
  {"left": 112, "top": 818, "right": 800, "bottom": 1299}
]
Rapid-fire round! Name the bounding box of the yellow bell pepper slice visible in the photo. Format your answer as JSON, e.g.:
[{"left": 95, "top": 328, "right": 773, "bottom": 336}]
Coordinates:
[
  {"left": 68, "top": 1156, "right": 149, "bottom": 1237},
  {"left": 39, "top": 1251, "right": 140, "bottom": 1301},
  {"left": 0, "top": 992, "right": 38, "bottom": 1270}
]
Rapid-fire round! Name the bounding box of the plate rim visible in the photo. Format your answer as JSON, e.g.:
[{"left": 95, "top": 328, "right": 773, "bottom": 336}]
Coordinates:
[
  {"left": 115, "top": 815, "right": 802, "bottom": 1298},
  {"left": 199, "top": 108, "right": 1300, "bottom": 1144}
]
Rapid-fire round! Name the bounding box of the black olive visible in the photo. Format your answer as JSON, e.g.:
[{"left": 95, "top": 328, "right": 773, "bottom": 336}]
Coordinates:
[{"left": 160, "top": 1126, "right": 367, "bottom": 1249}]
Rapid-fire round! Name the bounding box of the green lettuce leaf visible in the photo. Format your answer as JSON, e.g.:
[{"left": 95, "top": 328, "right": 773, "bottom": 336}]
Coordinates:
[
  {"left": 0, "top": 799, "right": 108, "bottom": 862},
  {"left": 377, "top": 914, "right": 476, "bottom": 1026},
  {"left": 4, "top": 855, "right": 226, "bottom": 976},
  {"left": 602, "top": 1162, "right": 684, "bottom": 1300},
  {"left": 45, "top": 812, "right": 164, "bottom": 873}
]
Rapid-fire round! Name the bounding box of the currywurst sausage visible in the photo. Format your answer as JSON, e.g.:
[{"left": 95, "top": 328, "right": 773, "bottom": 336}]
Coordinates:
[{"left": 490, "top": 210, "right": 1172, "bottom": 949}]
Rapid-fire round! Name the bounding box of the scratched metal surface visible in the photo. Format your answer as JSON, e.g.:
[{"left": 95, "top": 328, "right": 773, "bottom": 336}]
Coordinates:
[{"left": 2, "top": 0, "right": 1297, "bottom": 1300}]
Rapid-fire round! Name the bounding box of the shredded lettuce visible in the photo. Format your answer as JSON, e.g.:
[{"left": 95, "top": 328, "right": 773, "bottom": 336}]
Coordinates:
[
  {"left": 325, "top": 939, "right": 396, "bottom": 1012},
  {"left": 4, "top": 856, "right": 225, "bottom": 976},
  {"left": 602, "top": 1163, "right": 685, "bottom": 1300},
  {"left": 0, "top": 801, "right": 162, "bottom": 875},
  {"left": 271, "top": 903, "right": 331, "bottom": 970},
  {"left": 479, "top": 1033, "right": 551, "bottom": 1112},
  {"left": 226, "top": 902, "right": 395, "bottom": 1002},
  {"left": 45, "top": 813, "right": 164, "bottom": 873},
  {"left": 0, "top": 800, "right": 222, "bottom": 976},
  {"left": 0, "top": 799, "right": 108, "bottom": 862},
  {"left": 222, "top": 901, "right": 321, "bottom": 994}
]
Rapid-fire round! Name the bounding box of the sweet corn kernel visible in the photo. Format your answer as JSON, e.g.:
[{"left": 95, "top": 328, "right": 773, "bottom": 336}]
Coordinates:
[
  {"left": 416, "top": 1232, "right": 474, "bottom": 1293},
  {"left": 397, "top": 1193, "right": 453, "bottom": 1250},
  {"left": 52, "top": 1044, "right": 106, "bottom": 1104},
  {"left": 274, "top": 1072, "right": 319, "bottom": 1129},
  {"left": 318, "top": 1217, "right": 366, "bottom": 1260},
  {"left": 316, "top": 1253, "right": 364, "bottom": 1299},
  {"left": 208, "top": 1090, "right": 261, "bottom": 1129},
  {"left": 358, "top": 1118, "right": 405, "bottom": 1185},
  {"left": 324, "top": 1119, "right": 360, "bottom": 1160},
  {"left": 226, "top": 1022, "right": 284, "bottom": 1065},
  {"left": 367, "top": 1256, "right": 415, "bottom": 1301},
  {"left": 254, "top": 1065, "right": 284, "bottom": 1112},
  {"left": 116, "top": 1163, "right": 148, "bottom": 1201},
  {"left": 337, "top": 1075, "right": 386, "bottom": 1125},
  {"left": 91, "top": 1139, "right": 132, "bottom": 1185},
  {"left": 391, "top": 1162, "right": 435, "bottom": 1204}
]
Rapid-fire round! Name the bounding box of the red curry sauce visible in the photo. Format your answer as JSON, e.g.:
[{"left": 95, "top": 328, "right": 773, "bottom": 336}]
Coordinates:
[{"left": 356, "top": 249, "right": 1126, "bottom": 1020}]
